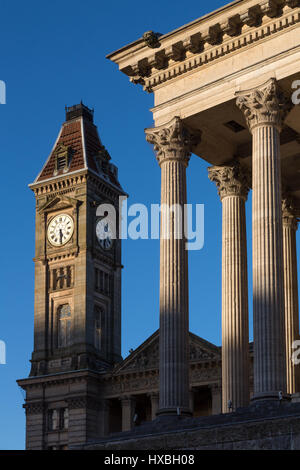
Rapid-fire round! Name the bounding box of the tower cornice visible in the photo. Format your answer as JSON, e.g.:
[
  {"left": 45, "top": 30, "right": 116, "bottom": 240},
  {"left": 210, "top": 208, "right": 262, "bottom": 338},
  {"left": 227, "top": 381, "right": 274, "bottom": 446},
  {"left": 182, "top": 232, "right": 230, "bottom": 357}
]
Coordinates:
[{"left": 29, "top": 168, "right": 127, "bottom": 200}]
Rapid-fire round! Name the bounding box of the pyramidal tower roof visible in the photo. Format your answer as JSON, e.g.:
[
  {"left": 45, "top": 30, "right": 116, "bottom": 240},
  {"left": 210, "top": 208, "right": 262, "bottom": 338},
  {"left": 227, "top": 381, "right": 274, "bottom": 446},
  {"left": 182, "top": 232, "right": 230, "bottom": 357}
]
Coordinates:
[{"left": 33, "top": 103, "right": 122, "bottom": 190}]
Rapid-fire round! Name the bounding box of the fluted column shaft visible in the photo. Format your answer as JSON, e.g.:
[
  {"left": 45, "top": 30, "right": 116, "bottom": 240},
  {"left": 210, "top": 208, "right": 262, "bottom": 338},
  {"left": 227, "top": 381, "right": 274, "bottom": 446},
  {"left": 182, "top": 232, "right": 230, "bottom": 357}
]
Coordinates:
[
  {"left": 252, "top": 124, "right": 286, "bottom": 396},
  {"left": 236, "top": 78, "right": 291, "bottom": 400},
  {"left": 209, "top": 163, "right": 250, "bottom": 412},
  {"left": 282, "top": 198, "right": 299, "bottom": 394},
  {"left": 222, "top": 195, "right": 249, "bottom": 411},
  {"left": 145, "top": 117, "right": 201, "bottom": 416},
  {"left": 159, "top": 157, "right": 189, "bottom": 414}
]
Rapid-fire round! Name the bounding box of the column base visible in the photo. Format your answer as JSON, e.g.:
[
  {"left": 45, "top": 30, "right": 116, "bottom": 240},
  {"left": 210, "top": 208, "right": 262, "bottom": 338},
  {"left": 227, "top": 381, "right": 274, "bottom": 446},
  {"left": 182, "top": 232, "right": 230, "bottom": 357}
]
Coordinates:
[
  {"left": 251, "top": 391, "right": 291, "bottom": 403},
  {"left": 156, "top": 407, "right": 192, "bottom": 417}
]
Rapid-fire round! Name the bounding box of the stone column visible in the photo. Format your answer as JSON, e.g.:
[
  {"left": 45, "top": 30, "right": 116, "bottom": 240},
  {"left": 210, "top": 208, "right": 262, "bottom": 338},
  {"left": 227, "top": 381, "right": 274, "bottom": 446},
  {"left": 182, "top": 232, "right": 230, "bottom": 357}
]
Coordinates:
[
  {"left": 98, "top": 400, "right": 109, "bottom": 437},
  {"left": 149, "top": 392, "right": 159, "bottom": 420},
  {"left": 189, "top": 389, "right": 195, "bottom": 415},
  {"left": 208, "top": 161, "right": 250, "bottom": 412},
  {"left": 282, "top": 196, "right": 299, "bottom": 394},
  {"left": 236, "top": 78, "right": 291, "bottom": 401},
  {"left": 145, "top": 117, "right": 201, "bottom": 417},
  {"left": 210, "top": 384, "right": 222, "bottom": 415},
  {"left": 120, "top": 396, "right": 135, "bottom": 432}
]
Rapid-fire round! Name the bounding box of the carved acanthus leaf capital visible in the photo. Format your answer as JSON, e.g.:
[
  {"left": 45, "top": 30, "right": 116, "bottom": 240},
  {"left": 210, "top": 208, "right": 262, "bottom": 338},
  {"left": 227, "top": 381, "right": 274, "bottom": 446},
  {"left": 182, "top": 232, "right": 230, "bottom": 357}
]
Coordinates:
[
  {"left": 235, "top": 78, "right": 291, "bottom": 132},
  {"left": 145, "top": 117, "right": 201, "bottom": 166},
  {"left": 208, "top": 161, "right": 250, "bottom": 200},
  {"left": 282, "top": 195, "right": 299, "bottom": 230}
]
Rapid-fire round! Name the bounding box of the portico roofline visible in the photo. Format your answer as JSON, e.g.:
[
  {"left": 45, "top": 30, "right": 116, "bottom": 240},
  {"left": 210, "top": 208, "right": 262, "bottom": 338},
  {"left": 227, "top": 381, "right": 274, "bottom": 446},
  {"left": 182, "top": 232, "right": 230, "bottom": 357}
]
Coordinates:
[
  {"left": 106, "top": 0, "right": 242, "bottom": 59},
  {"left": 107, "top": 0, "right": 300, "bottom": 93}
]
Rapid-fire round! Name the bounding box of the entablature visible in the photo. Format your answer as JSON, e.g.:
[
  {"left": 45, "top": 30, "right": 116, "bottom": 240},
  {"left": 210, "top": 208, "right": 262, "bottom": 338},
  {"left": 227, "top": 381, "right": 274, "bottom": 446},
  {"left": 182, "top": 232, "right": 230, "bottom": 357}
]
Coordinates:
[{"left": 108, "top": 0, "right": 300, "bottom": 93}]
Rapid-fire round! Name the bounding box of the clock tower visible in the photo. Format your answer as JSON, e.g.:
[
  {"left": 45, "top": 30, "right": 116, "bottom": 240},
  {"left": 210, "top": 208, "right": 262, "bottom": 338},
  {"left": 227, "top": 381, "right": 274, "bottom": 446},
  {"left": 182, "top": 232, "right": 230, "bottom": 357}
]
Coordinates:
[{"left": 18, "top": 103, "right": 126, "bottom": 449}]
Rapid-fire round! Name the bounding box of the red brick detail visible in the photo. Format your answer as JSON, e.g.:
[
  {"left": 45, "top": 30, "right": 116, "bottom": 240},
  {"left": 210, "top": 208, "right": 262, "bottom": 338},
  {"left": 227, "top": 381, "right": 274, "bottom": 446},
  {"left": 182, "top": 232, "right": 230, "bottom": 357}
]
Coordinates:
[{"left": 37, "top": 118, "right": 103, "bottom": 182}]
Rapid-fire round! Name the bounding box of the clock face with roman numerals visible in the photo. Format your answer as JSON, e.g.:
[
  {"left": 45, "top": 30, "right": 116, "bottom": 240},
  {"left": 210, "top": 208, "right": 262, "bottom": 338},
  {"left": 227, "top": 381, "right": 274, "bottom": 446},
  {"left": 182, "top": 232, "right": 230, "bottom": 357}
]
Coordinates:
[{"left": 47, "top": 214, "right": 74, "bottom": 247}]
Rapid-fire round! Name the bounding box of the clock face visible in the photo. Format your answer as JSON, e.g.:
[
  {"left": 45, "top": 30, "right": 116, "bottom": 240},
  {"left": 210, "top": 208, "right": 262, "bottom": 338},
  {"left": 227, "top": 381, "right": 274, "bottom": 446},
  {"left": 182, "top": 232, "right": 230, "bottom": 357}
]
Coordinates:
[
  {"left": 96, "top": 219, "right": 114, "bottom": 251},
  {"left": 47, "top": 214, "right": 74, "bottom": 247}
]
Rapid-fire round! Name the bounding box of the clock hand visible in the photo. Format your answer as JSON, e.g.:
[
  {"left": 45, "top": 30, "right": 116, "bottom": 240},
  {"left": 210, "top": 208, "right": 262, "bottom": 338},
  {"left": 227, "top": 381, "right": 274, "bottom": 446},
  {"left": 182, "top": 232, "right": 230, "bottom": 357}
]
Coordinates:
[{"left": 59, "top": 229, "right": 63, "bottom": 244}]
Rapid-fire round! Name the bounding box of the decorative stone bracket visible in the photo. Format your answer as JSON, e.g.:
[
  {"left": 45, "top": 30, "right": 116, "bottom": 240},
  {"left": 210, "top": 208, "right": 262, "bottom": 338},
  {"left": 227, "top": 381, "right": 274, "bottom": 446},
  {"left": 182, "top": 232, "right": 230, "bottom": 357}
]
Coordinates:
[{"left": 118, "top": 0, "right": 300, "bottom": 92}]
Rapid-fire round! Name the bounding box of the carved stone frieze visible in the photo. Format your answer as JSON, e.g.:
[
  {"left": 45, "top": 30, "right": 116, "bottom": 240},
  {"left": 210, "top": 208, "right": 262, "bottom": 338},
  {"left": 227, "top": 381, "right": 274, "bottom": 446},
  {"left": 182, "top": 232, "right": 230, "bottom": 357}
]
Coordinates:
[
  {"left": 109, "top": 375, "right": 159, "bottom": 396},
  {"left": 24, "top": 402, "right": 44, "bottom": 415},
  {"left": 124, "top": 345, "right": 158, "bottom": 371},
  {"left": 106, "top": 361, "right": 222, "bottom": 397},
  {"left": 114, "top": 332, "right": 220, "bottom": 376},
  {"left": 189, "top": 344, "right": 217, "bottom": 361},
  {"left": 67, "top": 396, "right": 102, "bottom": 410},
  {"left": 191, "top": 365, "right": 221, "bottom": 382}
]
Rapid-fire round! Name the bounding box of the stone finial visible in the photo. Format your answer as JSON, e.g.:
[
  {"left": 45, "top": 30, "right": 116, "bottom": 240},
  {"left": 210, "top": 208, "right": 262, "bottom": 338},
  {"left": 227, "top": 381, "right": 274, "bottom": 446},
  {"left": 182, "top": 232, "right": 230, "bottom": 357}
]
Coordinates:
[
  {"left": 145, "top": 117, "right": 201, "bottom": 166},
  {"left": 235, "top": 78, "right": 292, "bottom": 131},
  {"left": 143, "top": 31, "right": 161, "bottom": 49},
  {"left": 208, "top": 161, "right": 250, "bottom": 200}
]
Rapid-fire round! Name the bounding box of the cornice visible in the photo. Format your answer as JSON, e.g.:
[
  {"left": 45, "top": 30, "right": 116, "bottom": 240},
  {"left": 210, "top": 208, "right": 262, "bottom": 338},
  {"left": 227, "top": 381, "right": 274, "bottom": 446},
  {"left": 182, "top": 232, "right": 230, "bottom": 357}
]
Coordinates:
[
  {"left": 149, "top": 41, "right": 300, "bottom": 114},
  {"left": 108, "top": 1, "right": 300, "bottom": 93},
  {"left": 17, "top": 369, "right": 105, "bottom": 389},
  {"left": 30, "top": 168, "right": 127, "bottom": 200},
  {"left": 34, "top": 249, "right": 79, "bottom": 264},
  {"left": 29, "top": 169, "right": 88, "bottom": 196},
  {"left": 106, "top": 0, "right": 245, "bottom": 60}
]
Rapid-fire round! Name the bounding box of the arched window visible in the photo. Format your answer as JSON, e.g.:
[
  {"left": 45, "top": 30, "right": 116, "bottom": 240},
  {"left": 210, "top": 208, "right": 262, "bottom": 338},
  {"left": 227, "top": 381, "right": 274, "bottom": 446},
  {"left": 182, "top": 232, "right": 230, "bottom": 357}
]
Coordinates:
[
  {"left": 57, "top": 304, "right": 71, "bottom": 348},
  {"left": 94, "top": 307, "right": 103, "bottom": 351}
]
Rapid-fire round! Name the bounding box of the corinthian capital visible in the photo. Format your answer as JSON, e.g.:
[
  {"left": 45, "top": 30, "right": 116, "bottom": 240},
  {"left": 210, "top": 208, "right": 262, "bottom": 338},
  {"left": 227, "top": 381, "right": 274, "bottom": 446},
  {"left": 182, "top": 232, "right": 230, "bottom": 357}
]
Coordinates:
[
  {"left": 208, "top": 161, "right": 250, "bottom": 201},
  {"left": 235, "top": 78, "right": 291, "bottom": 132},
  {"left": 282, "top": 195, "right": 299, "bottom": 231},
  {"left": 145, "top": 116, "right": 201, "bottom": 166}
]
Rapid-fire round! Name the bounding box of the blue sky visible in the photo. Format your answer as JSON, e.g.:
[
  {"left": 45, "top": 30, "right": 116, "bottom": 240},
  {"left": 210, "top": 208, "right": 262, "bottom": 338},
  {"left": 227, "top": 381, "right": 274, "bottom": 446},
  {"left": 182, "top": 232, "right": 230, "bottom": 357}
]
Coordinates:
[{"left": 0, "top": 0, "right": 299, "bottom": 450}]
